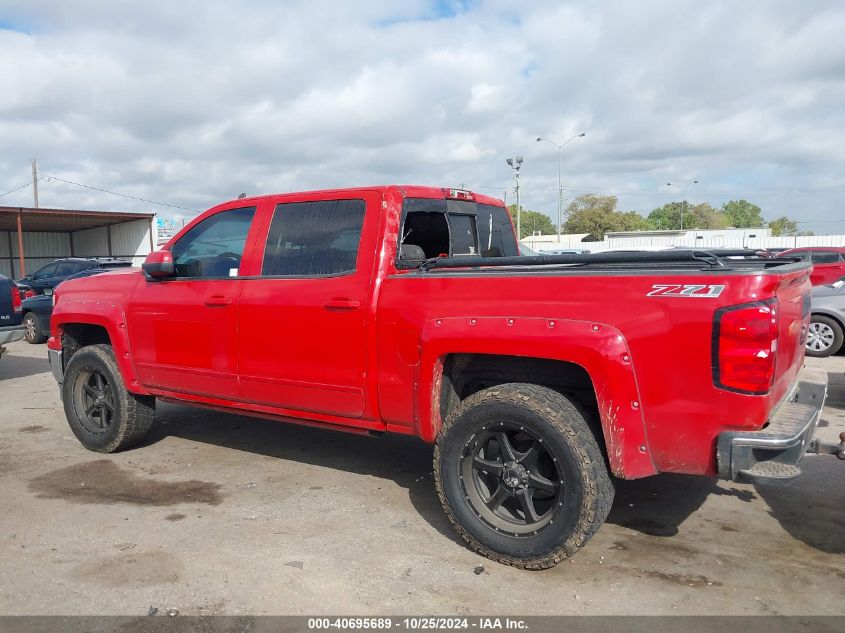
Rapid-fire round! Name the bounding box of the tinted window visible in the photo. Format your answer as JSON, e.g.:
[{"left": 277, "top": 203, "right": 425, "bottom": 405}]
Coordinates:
[
  {"left": 400, "top": 198, "right": 517, "bottom": 261},
  {"left": 55, "top": 262, "right": 79, "bottom": 277},
  {"left": 262, "top": 199, "right": 365, "bottom": 276},
  {"left": 34, "top": 263, "right": 58, "bottom": 279},
  {"left": 171, "top": 207, "right": 256, "bottom": 278},
  {"left": 476, "top": 203, "right": 518, "bottom": 257},
  {"left": 811, "top": 251, "right": 840, "bottom": 264},
  {"left": 450, "top": 215, "right": 478, "bottom": 255}
]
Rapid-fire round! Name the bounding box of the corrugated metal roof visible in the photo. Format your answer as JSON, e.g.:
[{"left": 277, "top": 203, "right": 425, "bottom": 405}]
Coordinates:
[{"left": 0, "top": 206, "right": 154, "bottom": 232}]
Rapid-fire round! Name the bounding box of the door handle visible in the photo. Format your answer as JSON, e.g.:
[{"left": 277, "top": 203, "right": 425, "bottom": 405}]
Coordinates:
[
  {"left": 205, "top": 295, "right": 232, "bottom": 307},
  {"left": 324, "top": 299, "right": 361, "bottom": 311}
]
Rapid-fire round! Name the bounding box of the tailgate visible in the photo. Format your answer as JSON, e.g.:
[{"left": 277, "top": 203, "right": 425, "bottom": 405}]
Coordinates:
[
  {"left": 771, "top": 267, "right": 812, "bottom": 399},
  {"left": 0, "top": 278, "right": 15, "bottom": 324}
]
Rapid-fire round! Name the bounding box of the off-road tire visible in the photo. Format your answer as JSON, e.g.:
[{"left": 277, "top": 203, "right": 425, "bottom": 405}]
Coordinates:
[
  {"left": 434, "top": 383, "right": 613, "bottom": 569},
  {"left": 62, "top": 344, "right": 155, "bottom": 452},
  {"left": 23, "top": 312, "right": 47, "bottom": 344}
]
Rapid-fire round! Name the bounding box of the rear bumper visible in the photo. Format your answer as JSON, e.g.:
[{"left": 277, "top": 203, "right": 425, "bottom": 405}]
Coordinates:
[{"left": 717, "top": 365, "right": 828, "bottom": 481}]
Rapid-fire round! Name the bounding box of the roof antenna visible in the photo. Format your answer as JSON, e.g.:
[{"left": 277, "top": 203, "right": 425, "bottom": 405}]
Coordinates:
[{"left": 237, "top": 193, "right": 247, "bottom": 199}]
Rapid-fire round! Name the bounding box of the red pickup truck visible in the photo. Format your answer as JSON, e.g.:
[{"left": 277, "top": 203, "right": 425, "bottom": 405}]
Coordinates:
[{"left": 48, "top": 186, "right": 841, "bottom": 569}]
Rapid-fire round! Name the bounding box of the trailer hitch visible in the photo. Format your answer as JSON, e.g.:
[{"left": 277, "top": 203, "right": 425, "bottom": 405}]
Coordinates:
[{"left": 807, "top": 432, "right": 845, "bottom": 460}]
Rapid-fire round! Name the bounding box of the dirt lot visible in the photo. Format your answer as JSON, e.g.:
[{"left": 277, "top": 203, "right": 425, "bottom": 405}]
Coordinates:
[{"left": 0, "top": 339, "right": 843, "bottom": 616}]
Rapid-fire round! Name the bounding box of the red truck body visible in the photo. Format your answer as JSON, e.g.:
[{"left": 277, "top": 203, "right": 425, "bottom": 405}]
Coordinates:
[
  {"left": 48, "top": 186, "right": 826, "bottom": 567},
  {"left": 49, "top": 186, "right": 817, "bottom": 480}
]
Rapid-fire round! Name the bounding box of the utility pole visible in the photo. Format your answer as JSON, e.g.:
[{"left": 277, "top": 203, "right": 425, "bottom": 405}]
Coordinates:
[
  {"left": 506, "top": 156, "right": 523, "bottom": 240},
  {"left": 31, "top": 158, "right": 39, "bottom": 208}
]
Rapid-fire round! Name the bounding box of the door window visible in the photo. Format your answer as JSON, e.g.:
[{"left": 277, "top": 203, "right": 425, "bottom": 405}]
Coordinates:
[
  {"left": 262, "top": 199, "right": 366, "bottom": 276},
  {"left": 33, "top": 263, "right": 58, "bottom": 280},
  {"left": 171, "top": 207, "right": 256, "bottom": 278},
  {"left": 811, "top": 251, "right": 840, "bottom": 264},
  {"left": 55, "top": 262, "right": 79, "bottom": 277}
]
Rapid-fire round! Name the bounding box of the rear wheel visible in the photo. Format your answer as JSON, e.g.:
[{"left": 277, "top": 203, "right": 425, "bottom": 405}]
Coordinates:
[
  {"left": 62, "top": 344, "right": 155, "bottom": 452},
  {"left": 23, "top": 312, "right": 46, "bottom": 344},
  {"left": 434, "top": 383, "right": 613, "bottom": 569},
  {"left": 806, "top": 315, "right": 843, "bottom": 357}
]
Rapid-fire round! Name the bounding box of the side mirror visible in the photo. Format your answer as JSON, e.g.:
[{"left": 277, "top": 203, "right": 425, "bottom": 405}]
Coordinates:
[{"left": 142, "top": 251, "right": 175, "bottom": 278}]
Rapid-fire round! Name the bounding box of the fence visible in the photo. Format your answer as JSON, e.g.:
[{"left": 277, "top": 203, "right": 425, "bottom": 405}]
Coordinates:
[{"left": 522, "top": 234, "right": 845, "bottom": 253}]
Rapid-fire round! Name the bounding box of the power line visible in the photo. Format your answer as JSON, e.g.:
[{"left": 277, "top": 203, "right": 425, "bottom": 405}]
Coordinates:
[
  {"left": 0, "top": 178, "right": 40, "bottom": 199},
  {"left": 41, "top": 173, "right": 197, "bottom": 212}
]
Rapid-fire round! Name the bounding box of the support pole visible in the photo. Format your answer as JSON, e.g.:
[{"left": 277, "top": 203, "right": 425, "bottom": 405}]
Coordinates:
[
  {"left": 31, "top": 158, "right": 39, "bottom": 209},
  {"left": 16, "top": 211, "right": 25, "bottom": 277}
]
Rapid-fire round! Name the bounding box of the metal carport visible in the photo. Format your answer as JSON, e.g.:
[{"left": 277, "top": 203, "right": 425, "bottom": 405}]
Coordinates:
[{"left": 0, "top": 206, "right": 156, "bottom": 278}]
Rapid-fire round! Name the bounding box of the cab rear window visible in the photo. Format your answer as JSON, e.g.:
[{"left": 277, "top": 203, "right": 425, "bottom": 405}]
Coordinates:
[{"left": 398, "top": 198, "right": 517, "bottom": 263}]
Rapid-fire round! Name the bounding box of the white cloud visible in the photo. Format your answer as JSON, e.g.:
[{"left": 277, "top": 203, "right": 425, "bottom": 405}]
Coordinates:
[{"left": 0, "top": 0, "right": 843, "bottom": 233}]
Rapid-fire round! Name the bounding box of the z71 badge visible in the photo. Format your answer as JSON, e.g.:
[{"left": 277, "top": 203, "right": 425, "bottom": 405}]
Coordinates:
[{"left": 647, "top": 284, "right": 725, "bottom": 298}]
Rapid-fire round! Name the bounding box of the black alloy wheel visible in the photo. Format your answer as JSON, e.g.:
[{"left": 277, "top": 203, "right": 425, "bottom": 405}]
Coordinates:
[
  {"left": 71, "top": 366, "right": 115, "bottom": 435},
  {"left": 460, "top": 423, "right": 563, "bottom": 536}
]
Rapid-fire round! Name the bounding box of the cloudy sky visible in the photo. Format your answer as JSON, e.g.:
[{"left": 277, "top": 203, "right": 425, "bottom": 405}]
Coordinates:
[{"left": 1, "top": 0, "right": 844, "bottom": 233}]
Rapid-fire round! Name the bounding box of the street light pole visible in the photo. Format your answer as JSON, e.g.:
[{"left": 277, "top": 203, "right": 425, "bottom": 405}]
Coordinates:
[
  {"left": 536, "top": 133, "right": 586, "bottom": 238},
  {"left": 665, "top": 180, "right": 699, "bottom": 230},
  {"left": 506, "top": 156, "right": 523, "bottom": 240}
]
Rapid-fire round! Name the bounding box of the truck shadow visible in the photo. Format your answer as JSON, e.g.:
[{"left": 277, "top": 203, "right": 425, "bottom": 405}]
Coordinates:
[
  {"left": 608, "top": 474, "right": 752, "bottom": 537},
  {"left": 753, "top": 457, "right": 845, "bottom": 554},
  {"left": 825, "top": 370, "right": 845, "bottom": 410},
  {"left": 145, "top": 402, "right": 744, "bottom": 548},
  {"left": 0, "top": 351, "right": 50, "bottom": 381}
]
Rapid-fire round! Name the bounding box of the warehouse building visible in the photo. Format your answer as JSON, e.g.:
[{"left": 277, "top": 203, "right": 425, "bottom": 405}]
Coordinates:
[{"left": 0, "top": 206, "right": 156, "bottom": 278}]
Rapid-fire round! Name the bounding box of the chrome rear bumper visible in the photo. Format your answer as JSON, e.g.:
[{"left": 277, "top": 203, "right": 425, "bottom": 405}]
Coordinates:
[{"left": 717, "top": 366, "right": 828, "bottom": 481}]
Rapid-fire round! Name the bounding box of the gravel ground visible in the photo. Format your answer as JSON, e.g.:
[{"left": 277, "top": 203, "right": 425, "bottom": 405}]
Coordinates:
[{"left": 0, "top": 339, "right": 843, "bottom": 616}]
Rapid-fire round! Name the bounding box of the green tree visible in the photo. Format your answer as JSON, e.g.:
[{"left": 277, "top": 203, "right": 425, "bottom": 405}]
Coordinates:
[
  {"left": 722, "top": 200, "right": 764, "bottom": 227},
  {"left": 648, "top": 201, "right": 727, "bottom": 230},
  {"left": 616, "top": 210, "right": 652, "bottom": 231},
  {"left": 507, "top": 205, "right": 555, "bottom": 239},
  {"left": 563, "top": 194, "right": 622, "bottom": 239},
  {"left": 562, "top": 194, "right": 650, "bottom": 239},
  {"left": 767, "top": 216, "right": 812, "bottom": 236}
]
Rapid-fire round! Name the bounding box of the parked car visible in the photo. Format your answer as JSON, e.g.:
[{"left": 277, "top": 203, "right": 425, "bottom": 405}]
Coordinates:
[
  {"left": 779, "top": 247, "right": 845, "bottom": 286},
  {"left": 0, "top": 273, "right": 24, "bottom": 358},
  {"left": 807, "top": 281, "right": 845, "bottom": 357},
  {"left": 20, "top": 268, "right": 115, "bottom": 344},
  {"left": 49, "top": 185, "right": 839, "bottom": 569},
  {"left": 543, "top": 249, "right": 590, "bottom": 255},
  {"left": 17, "top": 257, "right": 132, "bottom": 296}
]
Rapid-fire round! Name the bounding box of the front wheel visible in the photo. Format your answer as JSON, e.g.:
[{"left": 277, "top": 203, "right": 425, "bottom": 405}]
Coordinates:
[
  {"left": 806, "top": 315, "right": 844, "bottom": 357},
  {"left": 62, "top": 344, "right": 155, "bottom": 452},
  {"left": 434, "top": 383, "right": 614, "bottom": 569}
]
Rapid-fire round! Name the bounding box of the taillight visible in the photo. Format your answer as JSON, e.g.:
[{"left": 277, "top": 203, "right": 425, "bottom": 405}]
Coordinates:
[
  {"left": 712, "top": 299, "right": 778, "bottom": 395},
  {"left": 10, "top": 282, "right": 22, "bottom": 313}
]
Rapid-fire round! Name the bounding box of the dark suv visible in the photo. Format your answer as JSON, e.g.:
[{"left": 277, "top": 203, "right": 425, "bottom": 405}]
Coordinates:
[{"left": 17, "top": 257, "right": 132, "bottom": 296}]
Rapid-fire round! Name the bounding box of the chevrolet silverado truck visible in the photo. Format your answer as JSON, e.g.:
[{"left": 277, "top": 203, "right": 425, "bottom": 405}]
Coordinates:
[{"left": 47, "top": 186, "right": 844, "bottom": 569}]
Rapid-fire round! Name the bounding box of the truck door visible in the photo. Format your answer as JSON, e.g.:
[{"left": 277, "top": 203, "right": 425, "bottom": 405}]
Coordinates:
[
  {"left": 237, "top": 192, "right": 380, "bottom": 418},
  {"left": 126, "top": 206, "right": 259, "bottom": 399}
]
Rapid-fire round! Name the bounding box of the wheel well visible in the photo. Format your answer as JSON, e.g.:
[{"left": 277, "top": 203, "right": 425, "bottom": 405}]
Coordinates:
[
  {"left": 439, "top": 353, "right": 603, "bottom": 443},
  {"left": 61, "top": 323, "right": 112, "bottom": 364},
  {"left": 812, "top": 312, "right": 844, "bottom": 330}
]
